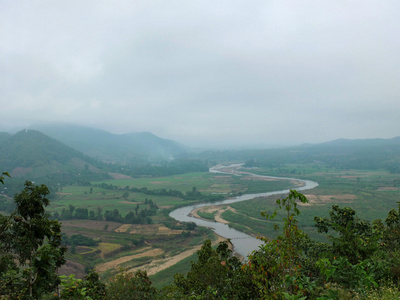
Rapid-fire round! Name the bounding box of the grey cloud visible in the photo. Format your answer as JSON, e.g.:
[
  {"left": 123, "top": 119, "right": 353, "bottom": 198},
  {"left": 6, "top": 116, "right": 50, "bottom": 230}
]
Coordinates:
[{"left": 1, "top": 1, "right": 400, "bottom": 147}]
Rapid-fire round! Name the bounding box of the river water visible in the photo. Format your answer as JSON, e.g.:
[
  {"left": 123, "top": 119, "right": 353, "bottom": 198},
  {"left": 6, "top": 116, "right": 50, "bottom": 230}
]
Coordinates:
[{"left": 169, "top": 165, "right": 318, "bottom": 258}]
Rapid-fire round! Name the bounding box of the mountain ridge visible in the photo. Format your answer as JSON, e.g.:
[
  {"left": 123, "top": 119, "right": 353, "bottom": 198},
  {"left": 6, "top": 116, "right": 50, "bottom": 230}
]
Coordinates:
[{"left": 29, "top": 123, "right": 187, "bottom": 163}]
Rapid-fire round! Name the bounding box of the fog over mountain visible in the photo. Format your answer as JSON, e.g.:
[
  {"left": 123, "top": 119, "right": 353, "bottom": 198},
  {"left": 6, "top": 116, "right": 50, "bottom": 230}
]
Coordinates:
[
  {"left": 30, "top": 123, "right": 187, "bottom": 162},
  {"left": 1, "top": 1, "right": 400, "bottom": 148}
]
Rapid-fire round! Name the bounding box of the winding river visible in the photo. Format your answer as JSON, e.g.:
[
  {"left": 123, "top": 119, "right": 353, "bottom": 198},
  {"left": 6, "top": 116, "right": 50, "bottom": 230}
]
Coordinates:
[{"left": 169, "top": 164, "right": 318, "bottom": 258}]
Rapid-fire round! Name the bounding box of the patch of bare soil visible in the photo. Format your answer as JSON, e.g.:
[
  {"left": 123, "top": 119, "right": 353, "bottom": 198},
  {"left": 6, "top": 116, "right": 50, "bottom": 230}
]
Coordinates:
[
  {"left": 108, "top": 172, "right": 133, "bottom": 180},
  {"left": 118, "top": 200, "right": 140, "bottom": 204},
  {"left": 128, "top": 224, "right": 159, "bottom": 234},
  {"left": 300, "top": 194, "right": 357, "bottom": 206},
  {"left": 60, "top": 220, "right": 121, "bottom": 231},
  {"left": 96, "top": 248, "right": 164, "bottom": 272},
  {"left": 190, "top": 205, "right": 237, "bottom": 225},
  {"left": 214, "top": 206, "right": 236, "bottom": 224},
  {"left": 158, "top": 205, "right": 173, "bottom": 209},
  {"left": 128, "top": 236, "right": 226, "bottom": 276},
  {"left": 114, "top": 224, "right": 132, "bottom": 233},
  {"left": 378, "top": 187, "right": 399, "bottom": 191},
  {"left": 157, "top": 226, "right": 183, "bottom": 235}
]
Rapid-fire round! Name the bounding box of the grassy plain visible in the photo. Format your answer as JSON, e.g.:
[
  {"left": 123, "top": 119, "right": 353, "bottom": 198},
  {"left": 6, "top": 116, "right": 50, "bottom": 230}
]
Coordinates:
[
  {"left": 51, "top": 172, "right": 295, "bottom": 216},
  {"left": 54, "top": 170, "right": 297, "bottom": 286},
  {"left": 220, "top": 164, "right": 400, "bottom": 241},
  {"left": 55, "top": 164, "right": 400, "bottom": 286},
  {"left": 93, "top": 172, "right": 235, "bottom": 193}
]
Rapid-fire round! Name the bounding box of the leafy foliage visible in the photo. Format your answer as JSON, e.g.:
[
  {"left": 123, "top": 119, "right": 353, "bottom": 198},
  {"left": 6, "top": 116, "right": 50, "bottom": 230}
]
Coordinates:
[
  {"left": 106, "top": 270, "right": 157, "bottom": 300},
  {"left": 245, "top": 190, "right": 310, "bottom": 299},
  {"left": 0, "top": 171, "right": 10, "bottom": 184},
  {"left": 4, "top": 174, "right": 400, "bottom": 299},
  {"left": 174, "top": 239, "right": 258, "bottom": 299},
  {"left": 314, "top": 205, "right": 382, "bottom": 264},
  {"left": 60, "top": 271, "right": 106, "bottom": 299},
  {"left": 241, "top": 190, "right": 400, "bottom": 299},
  {"left": 0, "top": 181, "right": 66, "bottom": 299}
]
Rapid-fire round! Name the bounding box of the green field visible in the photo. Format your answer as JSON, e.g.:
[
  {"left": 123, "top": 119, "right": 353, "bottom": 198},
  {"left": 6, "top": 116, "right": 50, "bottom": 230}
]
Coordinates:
[
  {"left": 93, "top": 172, "right": 233, "bottom": 193},
  {"left": 223, "top": 165, "right": 400, "bottom": 241},
  {"left": 197, "top": 210, "right": 217, "bottom": 220},
  {"left": 51, "top": 170, "right": 299, "bottom": 285},
  {"left": 46, "top": 164, "right": 400, "bottom": 287},
  {"left": 53, "top": 186, "right": 184, "bottom": 216},
  {"left": 50, "top": 172, "right": 296, "bottom": 217}
]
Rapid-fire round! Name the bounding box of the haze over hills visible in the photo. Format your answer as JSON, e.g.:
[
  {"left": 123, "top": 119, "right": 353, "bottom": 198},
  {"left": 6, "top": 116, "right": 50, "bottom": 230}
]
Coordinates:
[
  {"left": 191, "top": 136, "right": 400, "bottom": 173},
  {"left": 0, "top": 129, "right": 111, "bottom": 197},
  {"left": 255, "top": 137, "right": 400, "bottom": 172},
  {"left": 0, "top": 127, "right": 206, "bottom": 195},
  {"left": 1, "top": 125, "right": 400, "bottom": 184},
  {"left": 0, "top": 129, "right": 108, "bottom": 181},
  {"left": 29, "top": 124, "right": 187, "bottom": 163}
]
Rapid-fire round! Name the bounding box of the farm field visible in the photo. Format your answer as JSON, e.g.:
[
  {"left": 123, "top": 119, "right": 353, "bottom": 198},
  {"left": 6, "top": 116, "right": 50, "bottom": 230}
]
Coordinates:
[
  {"left": 47, "top": 163, "right": 400, "bottom": 287},
  {"left": 213, "top": 165, "right": 400, "bottom": 241},
  {"left": 53, "top": 170, "right": 297, "bottom": 287},
  {"left": 51, "top": 171, "right": 295, "bottom": 216}
]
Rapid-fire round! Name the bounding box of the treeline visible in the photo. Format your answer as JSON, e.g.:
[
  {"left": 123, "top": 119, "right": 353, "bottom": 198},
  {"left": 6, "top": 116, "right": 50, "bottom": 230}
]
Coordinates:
[
  {"left": 54, "top": 199, "right": 159, "bottom": 225},
  {"left": 61, "top": 233, "right": 100, "bottom": 256},
  {"left": 94, "top": 183, "right": 225, "bottom": 202},
  {"left": 105, "top": 159, "right": 209, "bottom": 178}
]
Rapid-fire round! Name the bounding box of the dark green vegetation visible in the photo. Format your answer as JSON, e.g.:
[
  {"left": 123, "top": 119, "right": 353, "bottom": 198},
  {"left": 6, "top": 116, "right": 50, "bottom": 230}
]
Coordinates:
[
  {"left": 224, "top": 165, "right": 400, "bottom": 242},
  {"left": 45, "top": 171, "right": 293, "bottom": 284},
  {"left": 3, "top": 182, "right": 400, "bottom": 299},
  {"left": 0, "top": 181, "right": 66, "bottom": 298},
  {"left": 0, "top": 129, "right": 207, "bottom": 196},
  {"left": 242, "top": 191, "right": 400, "bottom": 299},
  {"left": 0, "top": 130, "right": 110, "bottom": 196},
  {"left": 2, "top": 128, "right": 400, "bottom": 298}
]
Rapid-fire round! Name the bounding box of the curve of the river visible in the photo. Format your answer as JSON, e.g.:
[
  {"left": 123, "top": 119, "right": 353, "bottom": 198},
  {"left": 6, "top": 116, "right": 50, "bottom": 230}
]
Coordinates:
[{"left": 169, "top": 164, "right": 318, "bottom": 258}]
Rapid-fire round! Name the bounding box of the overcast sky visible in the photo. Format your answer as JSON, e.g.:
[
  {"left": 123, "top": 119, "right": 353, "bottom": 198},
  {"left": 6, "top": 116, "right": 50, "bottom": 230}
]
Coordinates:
[{"left": 1, "top": 1, "right": 399, "bottom": 148}]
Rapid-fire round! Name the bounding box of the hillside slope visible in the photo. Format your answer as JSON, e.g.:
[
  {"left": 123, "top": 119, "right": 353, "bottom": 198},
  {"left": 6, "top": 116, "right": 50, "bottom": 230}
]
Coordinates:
[
  {"left": 32, "top": 124, "right": 187, "bottom": 163},
  {"left": 0, "top": 130, "right": 109, "bottom": 184}
]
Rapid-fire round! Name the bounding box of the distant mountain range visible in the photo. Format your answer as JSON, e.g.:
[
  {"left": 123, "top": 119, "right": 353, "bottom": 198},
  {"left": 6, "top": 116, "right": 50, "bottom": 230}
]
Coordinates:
[
  {"left": 1, "top": 124, "right": 399, "bottom": 189},
  {"left": 241, "top": 136, "right": 400, "bottom": 173},
  {"left": 30, "top": 124, "right": 187, "bottom": 163},
  {"left": 0, "top": 126, "right": 196, "bottom": 195},
  {"left": 190, "top": 136, "right": 400, "bottom": 173}
]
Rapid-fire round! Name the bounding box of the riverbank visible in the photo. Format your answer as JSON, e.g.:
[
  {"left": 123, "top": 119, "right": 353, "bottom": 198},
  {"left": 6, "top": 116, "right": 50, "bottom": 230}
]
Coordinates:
[{"left": 170, "top": 164, "right": 318, "bottom": 258}]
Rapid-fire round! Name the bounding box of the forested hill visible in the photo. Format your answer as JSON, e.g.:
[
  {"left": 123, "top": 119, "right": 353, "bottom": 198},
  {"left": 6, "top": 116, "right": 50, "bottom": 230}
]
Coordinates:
[
  {"left": 195, "top": 137, "right": 400, "bottom": 173},
  {"left": 31, "top": 124, "right": 187, "bottom": 163},
  {"left": 0, "top": 129, "right": 109, "bottom": 185},
  {"left": 296, "top": 137, "right": 400, "bottom": 171}
]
